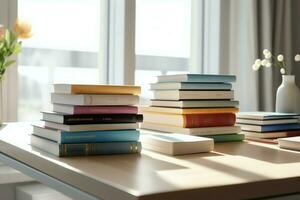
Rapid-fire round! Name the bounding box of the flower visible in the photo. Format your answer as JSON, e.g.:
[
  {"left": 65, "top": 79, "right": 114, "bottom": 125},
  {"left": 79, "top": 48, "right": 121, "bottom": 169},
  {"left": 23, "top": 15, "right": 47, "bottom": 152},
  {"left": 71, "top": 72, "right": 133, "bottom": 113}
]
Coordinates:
[
  {"left": 295, "top": 54, "right": 300, "bottom": 62},
  {"left": 254, "top": 59, "right": 261, "bottom": 67},
  {"left": 0, "top": 24, "right": 4, "bottom": 39},
  {"left": 263, "top": 49, "right": 270, "bottom": 56},
  {"left": 277, "top": 54, "right": 284, "bottom": 62},
  {"left": 13, "top": 19, "right": 32, "bottom": 39},
  {"left": 266, "top": 62, "right": 272, "bottom": 67},
  {"left": 261, "top": 59, "right": 268, "bottom": 66},
  {"left": 280, "top": 68, "right": 286, "bottom": 74},
  {"left": 265, "top": 52, "right": 272, "bottom": 59},
  {"left": 252, "top": 64, "right": 260, "bottom": 71}
]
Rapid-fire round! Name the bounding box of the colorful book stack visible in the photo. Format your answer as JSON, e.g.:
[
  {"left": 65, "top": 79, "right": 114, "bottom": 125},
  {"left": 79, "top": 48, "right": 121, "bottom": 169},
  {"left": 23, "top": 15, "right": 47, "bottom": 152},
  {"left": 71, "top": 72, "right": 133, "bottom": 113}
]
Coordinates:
[
  {"left": 140, "top": 74, "right": 244, "bottom": 143},
  {"left": 237, "top": 112, "right": 300, "bottom": 143},
  {"left": 31, "top": 84, "right": 143, "bottom": 157}
]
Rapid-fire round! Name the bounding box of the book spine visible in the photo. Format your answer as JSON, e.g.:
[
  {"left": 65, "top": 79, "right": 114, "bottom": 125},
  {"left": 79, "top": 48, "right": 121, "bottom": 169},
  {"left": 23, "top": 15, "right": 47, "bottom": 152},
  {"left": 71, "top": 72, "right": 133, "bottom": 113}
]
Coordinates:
[
  {"left": 184, "top": 113, "right": 236, "bottom": 128},
  {"left": 74, "top": 106, "right": 138, "bottom": 115},
  {"left": 205, "top": 134, "right": 244, "bottom": 143},
  {"left": 59, "top": 142, "right": 141, "bottom": 156},
  {"left": 63, "top": 114, "right": 143, "bottom": 125},
  {"left": 60, "top": 130, "right": 140, "bottom": 143}
]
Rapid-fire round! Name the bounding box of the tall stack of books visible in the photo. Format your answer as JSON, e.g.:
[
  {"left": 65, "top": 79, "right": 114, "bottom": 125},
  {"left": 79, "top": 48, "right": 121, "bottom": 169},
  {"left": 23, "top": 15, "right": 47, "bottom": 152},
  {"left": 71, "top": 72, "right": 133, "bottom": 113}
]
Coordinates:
[
  {"left": 140, "top": 74, "right": 244, "bottom": 143},
  {"left": 31, "top": 84, "right": 143, "bottom": 157},
  {"left": 237, "top": 112, "right": 300, "bottom": 143}
]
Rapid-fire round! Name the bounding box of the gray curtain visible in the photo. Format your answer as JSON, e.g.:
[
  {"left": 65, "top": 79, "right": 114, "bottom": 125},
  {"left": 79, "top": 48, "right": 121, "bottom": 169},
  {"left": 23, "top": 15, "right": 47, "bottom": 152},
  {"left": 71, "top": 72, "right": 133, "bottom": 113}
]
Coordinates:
[{"left": 216, "top": 0, "right": 300, "bottom": 111}]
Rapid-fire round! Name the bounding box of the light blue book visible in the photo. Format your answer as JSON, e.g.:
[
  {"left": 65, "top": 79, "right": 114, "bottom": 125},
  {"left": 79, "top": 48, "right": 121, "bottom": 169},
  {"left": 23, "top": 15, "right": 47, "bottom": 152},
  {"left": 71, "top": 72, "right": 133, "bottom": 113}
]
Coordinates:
[
  {"left": 157, "top": 74, "right": 236, "bottom": 83},
  {"left": 150, "top": 82, "right": 232, "bottom": 90},
  {"left": 31, "top": 135, "right": 141, "bottom": 157},
  {"left": 33, "top": 125, "right": 139, "bottom": 144}
]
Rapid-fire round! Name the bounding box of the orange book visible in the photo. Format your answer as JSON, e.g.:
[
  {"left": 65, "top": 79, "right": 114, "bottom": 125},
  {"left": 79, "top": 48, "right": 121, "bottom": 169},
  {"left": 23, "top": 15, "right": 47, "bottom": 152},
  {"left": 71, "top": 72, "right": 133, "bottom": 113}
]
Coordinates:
[
  {"left": 143, "top": 112, "right": 236, "bottom": 128},
  {"left": 54, "top": 84, "right": 141, "bottom": 95},
  {"left": 140, "top": 106, "right": 239, "bottom": 114}
]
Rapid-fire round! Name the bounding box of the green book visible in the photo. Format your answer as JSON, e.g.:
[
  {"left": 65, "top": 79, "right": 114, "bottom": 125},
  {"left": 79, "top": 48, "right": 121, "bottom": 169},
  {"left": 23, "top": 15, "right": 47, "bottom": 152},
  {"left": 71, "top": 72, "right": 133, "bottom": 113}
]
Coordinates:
[{"left": 204, "top": 134, "right": 245, "bottom": 143}]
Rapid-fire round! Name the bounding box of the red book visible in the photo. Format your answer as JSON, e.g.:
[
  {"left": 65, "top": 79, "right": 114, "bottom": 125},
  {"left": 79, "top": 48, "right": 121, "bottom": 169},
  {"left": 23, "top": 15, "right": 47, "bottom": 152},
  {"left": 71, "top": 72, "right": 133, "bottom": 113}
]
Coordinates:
[{"left": 53, "top": 104, "right": 138, "bottom": 115}]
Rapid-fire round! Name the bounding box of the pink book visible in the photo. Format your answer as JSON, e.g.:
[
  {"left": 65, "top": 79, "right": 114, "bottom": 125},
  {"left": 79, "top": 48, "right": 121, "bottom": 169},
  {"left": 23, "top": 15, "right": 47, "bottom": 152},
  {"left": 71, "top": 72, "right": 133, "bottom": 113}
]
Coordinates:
[{"left": 53, "top": 104, "right": 138, "bottom": 115}]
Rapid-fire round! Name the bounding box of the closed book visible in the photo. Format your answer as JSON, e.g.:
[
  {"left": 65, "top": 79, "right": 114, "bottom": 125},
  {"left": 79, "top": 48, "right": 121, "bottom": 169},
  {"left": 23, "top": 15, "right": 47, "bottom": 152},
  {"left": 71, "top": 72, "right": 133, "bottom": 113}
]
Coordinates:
[
  {"left": 42, "top": 111, "right": 143, "bottom": 125},
  {"left": 237, "top": 118, "right": 298, "bottom": 125},
  {"left": 31, "top": 135, "right": 141, "bottom": 157},
  {"left": 205, "top": 134, "right": 245, "bottom": 143},
  {"left": 143, "top": 112, "right": 236, "bottom": 128},
  {"left": 245, "top": 136, "right": 278, "bottom": 144},
  {"left": 141, "top": 122, "right": 241, "bottom": 136},
  {"left": 243, "top": 130, "right": 300, "bottom": 139},
  {"left": 150, "top": 100, "right": 239, "bottom": 108},
  {"left": 140, "top": 106, "right": 238, "bottom": 115},
  {"left": 42, "top": 121, "right": 138, "bottom": 132},
  {"left": 33, "top": 125, "right": 140, "bottom": 144},
  {"left": 54, "top": 84, "right": 141, "bottom": 95},
  {"left": 237, "top": 112, "right": 300, "bottom": 120},
  {"left": 157, "top": 74, "right": 236, "bottom": 83},
  {"left": 51, "top": 93, "right": 139, "bottom": 106},
  {"left": 140, "top": 130, "right": 214, "bottom": 155},
  {"left": 239, "top": 123, "right": 300, "bottom": 132},
  {"left": 150, "top": 82, "right": 232, "bottom": 90},
  {"left": 153, "top": 90, "right": 234, "bottom": 100},
  {"left": 278, "top": 136, "right": 300, "bottom": 151},
  {"left": 53, "top": 104, "right": 138, "bottom": 115}
]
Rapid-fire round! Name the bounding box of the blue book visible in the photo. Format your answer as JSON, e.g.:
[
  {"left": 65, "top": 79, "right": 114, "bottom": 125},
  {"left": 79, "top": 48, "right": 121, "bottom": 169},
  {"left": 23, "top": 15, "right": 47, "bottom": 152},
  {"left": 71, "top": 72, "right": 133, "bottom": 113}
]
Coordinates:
[
  {"left": 31, "top": 135, "right": 141, "bottom": 157},
  {"left": 241, "top": 123, "right": 300, "bottom": 132},
  {"left": 157, "top": 74, "right": 236, "bottom": 83},
  {"left": 33, "top": 125, "right": 139, "bottom": 144}
]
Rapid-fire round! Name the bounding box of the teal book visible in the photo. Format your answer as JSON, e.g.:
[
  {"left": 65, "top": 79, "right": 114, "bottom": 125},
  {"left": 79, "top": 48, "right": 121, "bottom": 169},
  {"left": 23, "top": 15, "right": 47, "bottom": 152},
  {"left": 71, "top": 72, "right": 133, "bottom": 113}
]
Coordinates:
[
  {"left": 150, "top": 82, "right": 232, "bottom": 90},
  {"left": 157, "top": 74, "right": 236, "bottom": 83},
  {"left": 33, "top": 125, "right": 139, "bottom": 144},
  {"left": 205, "top": 134, "right": 245, "bottom": 143},
  {"left": 31, "top": 135, "right": 141, "bottom": 157}
]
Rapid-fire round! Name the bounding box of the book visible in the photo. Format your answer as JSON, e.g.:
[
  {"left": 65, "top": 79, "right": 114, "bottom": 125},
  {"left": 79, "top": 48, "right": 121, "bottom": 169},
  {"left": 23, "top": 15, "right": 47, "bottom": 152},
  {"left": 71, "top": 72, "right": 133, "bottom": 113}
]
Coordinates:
[
  {"left": 33, "top": 125, "right": 140, "bottom": 144},
  {"left": 51, "top": 93, "right": 139, "bottom": 106},
  {"left": 245, "top": 136, "right": 278, "bottom": 144},
  {"left": 31, "top": 135, "right": 142, "bottom": 157},
  {"left": 140, "top": 130, "right": 214, "bottom": 155},
  {"left": 157, "top": 74, "right": 236, "bottom": 83},
  {"left": 141, "top": 122, "right": 241, "bottom": 136},
  {"left": 278, "top": 136, "right": 300, "bottom": 151},
  {"left": 150, "top": 82, "right": 232, "bottom": 90},
  {"left": 53, "top": 104, "right": 138, "bottom": 115},
  {"left": 239, "top": 123, "right": 300, "bottom": 132},
  {"left": 140, "top": 106, "right": 238, "bottom": 115},
  {"left": 237, "top": 112, "right": 300, "bottom": 120},
  {"left": 42, "top": 111, "right": 143, "bottom": 125},
  {"left": 242, "top": 130, "right": 300, "bottom": 139},
  {"left": 237, "top": 118, "right": 299, "bottom": 125},
  {"left": 150, "top": 100, "right": 239, "bottom": 108},
  {"left": 54, "top": 84, "right": 141, "bottom": 95},
  {"left": 143, "top": 112, "right": 236, "bottom": 128},
  {"left": 205, "top": 134, "right": 244, "bottom": 143},
  {"left": 42, "top": 121, "right": 138, "bottom": 132},
  {"left": 153, "top": 90, "right": 234, "bottom": 100}
]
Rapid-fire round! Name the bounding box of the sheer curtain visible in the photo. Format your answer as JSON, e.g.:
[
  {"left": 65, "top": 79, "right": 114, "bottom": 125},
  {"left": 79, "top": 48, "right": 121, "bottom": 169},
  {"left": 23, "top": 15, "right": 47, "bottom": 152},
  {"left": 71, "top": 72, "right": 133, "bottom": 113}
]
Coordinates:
[{"left": 191, "top": 0, "right": 300, "bottom": 112}]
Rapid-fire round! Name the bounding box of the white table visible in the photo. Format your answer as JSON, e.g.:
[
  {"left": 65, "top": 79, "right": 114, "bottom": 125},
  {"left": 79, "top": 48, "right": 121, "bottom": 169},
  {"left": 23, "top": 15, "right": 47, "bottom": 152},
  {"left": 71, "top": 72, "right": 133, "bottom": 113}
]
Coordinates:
[{"left": 1, "top": 123, "right": 300, "bottom": 200}]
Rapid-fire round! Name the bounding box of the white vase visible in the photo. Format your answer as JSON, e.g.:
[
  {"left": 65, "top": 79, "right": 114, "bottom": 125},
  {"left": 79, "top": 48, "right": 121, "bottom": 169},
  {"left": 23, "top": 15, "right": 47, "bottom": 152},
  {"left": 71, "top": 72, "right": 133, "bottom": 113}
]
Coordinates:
[{"left": 276, "top": 75, "right": 300, "bottom": 113}]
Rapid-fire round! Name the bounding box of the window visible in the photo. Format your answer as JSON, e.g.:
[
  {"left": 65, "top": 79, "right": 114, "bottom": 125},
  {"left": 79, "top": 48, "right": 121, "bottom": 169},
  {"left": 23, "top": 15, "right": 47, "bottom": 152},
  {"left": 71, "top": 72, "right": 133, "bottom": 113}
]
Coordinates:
[
  {"left": 135, "top": 0, "right": 191, "bottom": 104},
  {"left": 18, "top": 0, "right": 102, "bottom": 121}
]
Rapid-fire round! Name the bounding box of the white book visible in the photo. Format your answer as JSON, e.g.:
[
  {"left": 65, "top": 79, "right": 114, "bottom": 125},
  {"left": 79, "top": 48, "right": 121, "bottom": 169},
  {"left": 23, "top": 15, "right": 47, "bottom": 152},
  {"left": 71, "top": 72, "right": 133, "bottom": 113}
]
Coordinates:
[
  {"left": 150, "top": 100, "right": 238, "bottom": 108},
  {"left": 150, "top": 82, "right": 232, "bottom": 90},
  {"left": 243, "top": 131, "right": 300, "bottom": 139},
  {"left": 51, "top": 93, "right": 139, "bottom": 106},
  {"left": 237, "top": 112, "right": 300, "bottom": 120},
  {"left": 41, "top": 121, "right": 138, "bottom": 132},
  {"left": 278, "top": 136, "right": 300, "bottom": 151},
  {"left": 141, "top": 122, "right": 241, "bottom": 136},
  {"left": 140, "top": 130, "right": 214, "bottom": 155},
  {"left": 237, "top": 118, "right": 298, "bottom": 125},
  {"left": 153, "top": 90, "right": 234, "bottom": 100}
]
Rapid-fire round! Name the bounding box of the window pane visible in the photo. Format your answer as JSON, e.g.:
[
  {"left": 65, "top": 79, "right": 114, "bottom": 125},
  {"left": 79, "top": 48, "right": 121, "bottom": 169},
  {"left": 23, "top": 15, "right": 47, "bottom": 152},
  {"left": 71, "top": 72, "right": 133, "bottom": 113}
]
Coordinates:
[{"left": 18, "top": 0, "right": 101, "bottom": 121}]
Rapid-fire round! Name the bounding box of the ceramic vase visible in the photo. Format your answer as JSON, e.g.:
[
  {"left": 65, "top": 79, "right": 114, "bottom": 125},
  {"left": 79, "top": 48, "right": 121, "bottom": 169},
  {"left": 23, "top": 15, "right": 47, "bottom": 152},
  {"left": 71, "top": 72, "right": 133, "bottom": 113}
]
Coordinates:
[{"left": 276, "top": 75, "right": 300, "bottom": 113}]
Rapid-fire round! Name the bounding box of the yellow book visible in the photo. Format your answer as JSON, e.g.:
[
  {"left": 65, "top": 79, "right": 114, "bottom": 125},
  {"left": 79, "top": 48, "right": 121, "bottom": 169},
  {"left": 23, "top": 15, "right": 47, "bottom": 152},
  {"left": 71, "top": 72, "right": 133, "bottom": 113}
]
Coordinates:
[
  {"left": 54, "top": 84, "right": 141, "bottom": 95},
  {"left": 140, "top": 106, "right": 239, "bottom": 114}
]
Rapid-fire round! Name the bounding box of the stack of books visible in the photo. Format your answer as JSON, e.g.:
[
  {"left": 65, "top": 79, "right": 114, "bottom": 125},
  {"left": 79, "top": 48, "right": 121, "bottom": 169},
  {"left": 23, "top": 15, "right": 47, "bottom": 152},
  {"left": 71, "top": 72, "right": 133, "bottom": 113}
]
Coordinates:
[
  {"left": 140, "top": 74, "right": 244, "bottom": 143},
  {"left": 31, "top": 84, "right": 143, "bottom": 157},
  {"left": 237, "top": 112, "right": 300, "bottom": 143}
]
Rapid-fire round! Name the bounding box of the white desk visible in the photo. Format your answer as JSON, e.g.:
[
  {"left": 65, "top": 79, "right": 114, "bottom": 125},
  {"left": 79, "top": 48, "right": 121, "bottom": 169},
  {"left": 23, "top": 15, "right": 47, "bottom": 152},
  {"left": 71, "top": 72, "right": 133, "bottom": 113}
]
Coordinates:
[{"left": 0, "top": 123, "right": 300, "bottom": 200}]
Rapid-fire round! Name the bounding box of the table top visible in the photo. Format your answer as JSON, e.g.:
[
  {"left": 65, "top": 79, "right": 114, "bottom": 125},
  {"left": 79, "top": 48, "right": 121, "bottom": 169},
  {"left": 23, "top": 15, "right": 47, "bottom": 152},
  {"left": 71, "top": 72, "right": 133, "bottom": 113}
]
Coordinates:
[{"left": 1, "top": 123, "right": 300, "bottom": 200}]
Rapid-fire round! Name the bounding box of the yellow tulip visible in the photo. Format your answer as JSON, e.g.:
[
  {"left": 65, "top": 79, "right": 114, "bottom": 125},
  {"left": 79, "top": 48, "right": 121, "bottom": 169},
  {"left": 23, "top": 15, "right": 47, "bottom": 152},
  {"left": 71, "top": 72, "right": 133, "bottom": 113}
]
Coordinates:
[
  {"left": 14, "top": 19, "right": 32, "bottom": 39},
  {"left": 0, "top": 24, "right": 4, "bottom": 40}
]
